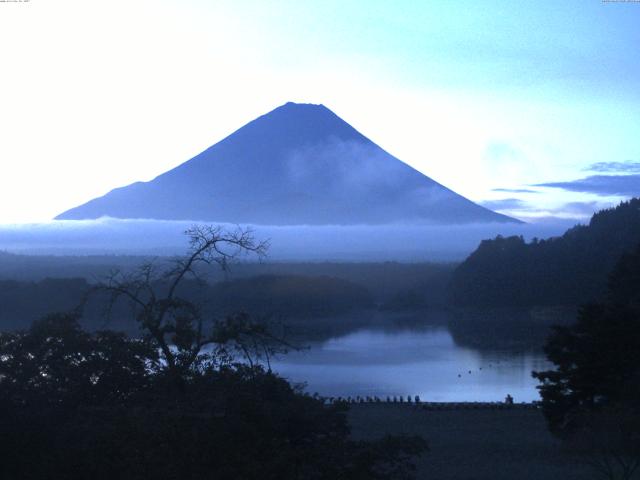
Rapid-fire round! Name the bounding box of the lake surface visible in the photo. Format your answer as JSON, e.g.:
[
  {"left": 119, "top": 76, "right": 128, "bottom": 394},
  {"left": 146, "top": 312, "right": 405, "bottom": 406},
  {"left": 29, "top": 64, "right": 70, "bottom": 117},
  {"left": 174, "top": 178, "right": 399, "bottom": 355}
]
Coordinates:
[{"left": 272, "top": 325, "right": 551, "bottom": 403}]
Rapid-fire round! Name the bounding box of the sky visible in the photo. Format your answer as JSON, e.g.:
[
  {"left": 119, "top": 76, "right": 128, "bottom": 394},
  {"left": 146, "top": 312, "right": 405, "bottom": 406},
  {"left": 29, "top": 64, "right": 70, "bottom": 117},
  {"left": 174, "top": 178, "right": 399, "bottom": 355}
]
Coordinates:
[{"left": 0, "top": 0, "right": 639, "bottom": 224}]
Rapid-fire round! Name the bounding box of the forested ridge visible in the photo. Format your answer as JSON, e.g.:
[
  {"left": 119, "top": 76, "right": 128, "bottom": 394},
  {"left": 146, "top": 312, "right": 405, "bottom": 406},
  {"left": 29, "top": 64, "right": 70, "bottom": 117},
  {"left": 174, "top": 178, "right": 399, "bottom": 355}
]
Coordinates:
[
  {"left": 0, "top": 275, "right": 374, "bottom": 333},
  {"left": 451, "top": 198, "right": 640, "bottom": 307}
]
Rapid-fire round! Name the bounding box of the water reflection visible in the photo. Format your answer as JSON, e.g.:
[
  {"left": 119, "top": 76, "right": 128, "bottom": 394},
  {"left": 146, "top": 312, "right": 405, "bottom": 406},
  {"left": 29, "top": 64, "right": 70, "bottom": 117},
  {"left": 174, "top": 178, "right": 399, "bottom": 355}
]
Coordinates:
[{"left": 272, "top": 326, "right": 551, "bottom": 402}]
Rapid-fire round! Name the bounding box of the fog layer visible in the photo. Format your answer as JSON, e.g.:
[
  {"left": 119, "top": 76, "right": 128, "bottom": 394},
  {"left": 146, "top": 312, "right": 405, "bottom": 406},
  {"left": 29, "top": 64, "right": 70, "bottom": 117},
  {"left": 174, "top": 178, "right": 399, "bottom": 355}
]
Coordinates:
[{"left": 0, "top": 218, "right": 575, "bottom": 261}]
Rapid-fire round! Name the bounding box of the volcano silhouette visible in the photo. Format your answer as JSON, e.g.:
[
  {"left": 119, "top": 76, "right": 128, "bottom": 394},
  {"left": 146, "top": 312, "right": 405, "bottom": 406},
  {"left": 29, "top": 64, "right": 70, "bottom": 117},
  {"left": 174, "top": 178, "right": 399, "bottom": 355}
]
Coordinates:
[{"left": 56, "top": 102, "right": 519, "bottom": 225}]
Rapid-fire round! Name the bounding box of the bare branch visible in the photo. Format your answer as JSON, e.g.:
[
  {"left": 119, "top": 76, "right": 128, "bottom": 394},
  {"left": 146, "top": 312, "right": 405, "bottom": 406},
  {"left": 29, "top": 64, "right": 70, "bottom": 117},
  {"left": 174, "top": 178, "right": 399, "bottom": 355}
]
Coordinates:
[{"left": 91, "top": 224, "right": 268, "bottom": 380}]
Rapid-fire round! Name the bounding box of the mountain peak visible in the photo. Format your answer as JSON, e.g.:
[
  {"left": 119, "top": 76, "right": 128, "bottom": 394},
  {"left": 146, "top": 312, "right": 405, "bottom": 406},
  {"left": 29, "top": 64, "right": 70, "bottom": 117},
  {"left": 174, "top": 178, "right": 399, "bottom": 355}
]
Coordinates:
[
  {"left": 261, "top": 101, "right": 336, "bottom": 123},
  {"left": 223, "top": 101, "right": 366, "bottom": 149},
  {"left": 268, "top": 101, "right": 331, "bottom": 117},
  {"left": 56, "top": 103, "right": 519, "bottom": 225},
  {"left": 282, "top": 101, "right": 326, "bottom": 109}
]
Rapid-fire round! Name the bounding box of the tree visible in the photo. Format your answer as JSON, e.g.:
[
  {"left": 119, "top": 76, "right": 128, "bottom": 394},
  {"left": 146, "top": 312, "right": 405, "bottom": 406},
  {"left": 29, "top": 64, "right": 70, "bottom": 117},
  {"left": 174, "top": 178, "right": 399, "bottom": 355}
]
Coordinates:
[
  {"left": 533, "top": 243, "right": 640, "bottom": 480},
  {"left": 98, "top": 225, "right": 273, "bottom": 381},
  {"left": 451, "top": 198, "right": 640, "bottom": 307},
  {"left": 0, "top": 327, "right": 427, "bottom": 479},
  {"left": 0, "top": 312, "right": 155, "bottom": 409},
  {"left": 0, "top": 226, "right": 428, "bottom": 479},
  {"left": 0, "top": 313, "right": 158, "bottom": 480},
  {"left": 0, "top": 315, "right": 427, "bottom": 480}
]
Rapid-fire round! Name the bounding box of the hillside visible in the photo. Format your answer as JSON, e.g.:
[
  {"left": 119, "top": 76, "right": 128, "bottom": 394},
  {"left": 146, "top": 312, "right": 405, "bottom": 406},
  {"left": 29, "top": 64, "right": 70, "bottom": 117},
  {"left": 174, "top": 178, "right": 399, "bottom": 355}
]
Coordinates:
[
  {"left": 450, "top": 198, "right": 640, "bottom": 307},
  {"left": 56, "top": 102, "right": 517, "bottom": 225},
  {"left": 0, "top": 274, "right": 375, "bottom": 334}
]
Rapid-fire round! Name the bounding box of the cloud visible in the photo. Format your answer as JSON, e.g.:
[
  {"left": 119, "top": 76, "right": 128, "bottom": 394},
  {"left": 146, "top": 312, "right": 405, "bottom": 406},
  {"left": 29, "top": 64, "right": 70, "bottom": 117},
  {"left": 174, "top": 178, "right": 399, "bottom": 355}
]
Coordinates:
[
  {"left": 559, "top": 201, "right": 604, "bottom": 216},
  {"left": 0, "top": 218, "right": 572, "bottom": 262},
  {"left": 492, "top": 188, "right": 539, "bottom": 194},
  {"left": 284, "top": 138, "right": 459, "bottom": 216},
  {"left": 484, "top": 143, "right": 523, "bottom": 162},
  {"left": 482, "top": 142, "right": 542, "bottom": 195},
  {"left": 535, "top": 175, "right": 640, "bottom": 196},
  {"left": 585, "top": 161, "right": 640, "bottom": 173},
  {"left": 479, "top": 198, "right": 527, "bottom": 210},
  {"left": 480, "top": 198, "right": 614, "bottom": 223}
]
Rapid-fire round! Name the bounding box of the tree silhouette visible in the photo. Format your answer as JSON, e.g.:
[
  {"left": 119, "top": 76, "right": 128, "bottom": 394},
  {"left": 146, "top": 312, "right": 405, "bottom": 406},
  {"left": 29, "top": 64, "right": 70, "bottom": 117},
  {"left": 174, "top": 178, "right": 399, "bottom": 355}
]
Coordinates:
[
  {"left": 0, "top": 315, "right": 427, "bottom": 479},
  {"left": 99, "top": 225, "right": 272, "bottom": 381},
  {"left": 0, "top": 312, "right": 155, "bottom": 409},
  {"left": 533, "top": 243, "right": 640, "bottom": 479},
  {"left": 452, "top": 198, "right": 640, "bottom": 307}
]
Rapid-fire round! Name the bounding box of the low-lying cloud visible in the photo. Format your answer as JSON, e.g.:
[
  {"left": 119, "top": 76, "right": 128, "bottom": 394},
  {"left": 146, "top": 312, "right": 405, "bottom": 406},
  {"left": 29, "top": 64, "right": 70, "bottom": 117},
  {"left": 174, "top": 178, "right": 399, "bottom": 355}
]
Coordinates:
[
  {"left": 0, "top": 218, "right": 576, "bottom": 262},
  {"left": 491, "top": 188, "right": 539, "bottom": 194},
  {"left": 479, "top": 198, "right": 527, "bottom": 211},
  {"left": 536, "top": 174, "right": 640, "bottom": 196}
]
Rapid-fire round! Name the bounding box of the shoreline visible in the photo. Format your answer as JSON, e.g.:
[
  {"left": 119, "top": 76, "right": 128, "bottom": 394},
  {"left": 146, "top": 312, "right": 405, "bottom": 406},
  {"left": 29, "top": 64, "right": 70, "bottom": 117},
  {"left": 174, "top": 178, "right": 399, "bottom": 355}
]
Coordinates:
[{"left": 326, "top": 398, "right": 541, "bottom": 410}]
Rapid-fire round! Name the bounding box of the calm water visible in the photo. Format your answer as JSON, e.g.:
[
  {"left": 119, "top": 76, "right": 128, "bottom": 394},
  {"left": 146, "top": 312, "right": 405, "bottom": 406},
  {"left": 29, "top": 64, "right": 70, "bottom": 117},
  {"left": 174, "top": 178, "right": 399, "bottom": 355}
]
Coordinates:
[{"left": 272, "top": 326, "right": 551, "bottom": 403}]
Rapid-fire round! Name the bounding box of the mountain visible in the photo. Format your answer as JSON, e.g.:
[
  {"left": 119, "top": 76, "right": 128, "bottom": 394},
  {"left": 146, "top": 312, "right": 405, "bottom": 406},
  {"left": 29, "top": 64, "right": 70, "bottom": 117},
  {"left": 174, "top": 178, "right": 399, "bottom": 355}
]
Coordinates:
[
  {"left": 450, "top": 198, "right": 640, "bottom": 307},
  {"left": 56, "top": 102, "right": 519, "bottom": 225}
]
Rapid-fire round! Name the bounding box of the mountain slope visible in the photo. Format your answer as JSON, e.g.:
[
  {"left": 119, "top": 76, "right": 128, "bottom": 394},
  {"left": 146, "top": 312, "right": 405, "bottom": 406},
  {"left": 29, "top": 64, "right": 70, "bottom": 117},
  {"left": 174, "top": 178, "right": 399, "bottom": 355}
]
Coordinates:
[
  {"left": 450, "top": 198, "right": 640, "bottom": 307},
  {"left": 56, "top": 102, "right": 519, "bottom": 225}
]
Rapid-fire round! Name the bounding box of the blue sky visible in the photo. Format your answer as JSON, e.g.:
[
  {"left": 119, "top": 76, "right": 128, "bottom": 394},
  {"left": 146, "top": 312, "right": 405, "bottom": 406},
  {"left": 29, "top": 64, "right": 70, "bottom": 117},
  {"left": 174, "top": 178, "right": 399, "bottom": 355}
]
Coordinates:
[{"left": 0, "top": 0, "right": 638, "bottom": 223}]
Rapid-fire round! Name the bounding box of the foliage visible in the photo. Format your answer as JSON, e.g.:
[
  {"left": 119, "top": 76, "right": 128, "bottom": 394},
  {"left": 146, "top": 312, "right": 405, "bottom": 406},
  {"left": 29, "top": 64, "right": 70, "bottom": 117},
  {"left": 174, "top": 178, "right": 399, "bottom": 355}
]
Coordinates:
[
  {"left": 451, "top": 198, "right": 640, "bottom": 307},
  {"left": 0, "top": 312, "right": 155, "bottom": 409},
  {"left": 533, "top": 303, "right": 640, "bottom": 432},
  {"left": 98, "top": 225, "right": 269, "bottom": 380},
  {"left": 0, "top": 316, "right": 426, "bottom": 480},
  {"left": 0, "top": 226, "right": 427, "bottom": 479},
  {"left": 533, "top": 243, "right": 640, "bottom": 479}
]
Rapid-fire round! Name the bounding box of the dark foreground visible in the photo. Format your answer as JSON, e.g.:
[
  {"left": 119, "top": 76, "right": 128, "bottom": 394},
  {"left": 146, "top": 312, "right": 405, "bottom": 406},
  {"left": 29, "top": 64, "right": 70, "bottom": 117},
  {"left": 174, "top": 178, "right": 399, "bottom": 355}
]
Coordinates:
[{"left": 348, "top": 404, "right": 590, "bottom": 480}]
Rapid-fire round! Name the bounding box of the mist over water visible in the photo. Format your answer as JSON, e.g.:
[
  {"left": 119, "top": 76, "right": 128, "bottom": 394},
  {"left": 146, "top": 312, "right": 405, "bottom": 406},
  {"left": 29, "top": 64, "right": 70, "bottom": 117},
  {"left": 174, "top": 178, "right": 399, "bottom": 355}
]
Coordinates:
[
  {"left": 0, "top": 218, "right": 575, "bottom": 261},
  {"left": 273, "top": 324, "right": 550, "bottom": 402}
]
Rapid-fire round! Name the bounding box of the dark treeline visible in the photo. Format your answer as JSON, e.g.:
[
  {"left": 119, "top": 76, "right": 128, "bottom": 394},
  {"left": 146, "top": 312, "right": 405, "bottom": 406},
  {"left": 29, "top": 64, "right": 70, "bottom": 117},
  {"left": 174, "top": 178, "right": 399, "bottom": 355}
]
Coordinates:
[
  {"left": 0, "top": 259, "right": 455, "bottom": 335},
  {"left": 209, "top": 275, "right": 373, "bottom": 318},
  {"left": 0, "top": 278, "right": 89, "bottom": 330},
  {"left": 223, "top": 262, "right": 455, "bottom": 307},
  {"left": 447, "top": 306, "right": 577, "bottom": 351},
  {"left": 0, "top": 254, "right": 455, "bottom": 307},
  {"left": 0, "top": 254, "right": 454, "bottom": 303},
  {"left": 451, "top": 198, "right": 640, "bottom": 307},
  {"left": 0, "top": 250, "right": 152, "bottom": 281},
  {"left": 532, "top": 243, "right": 640, "bottom": 479},
  {"left": 0, "top": 275, "right": 375, "bottom": 334}
]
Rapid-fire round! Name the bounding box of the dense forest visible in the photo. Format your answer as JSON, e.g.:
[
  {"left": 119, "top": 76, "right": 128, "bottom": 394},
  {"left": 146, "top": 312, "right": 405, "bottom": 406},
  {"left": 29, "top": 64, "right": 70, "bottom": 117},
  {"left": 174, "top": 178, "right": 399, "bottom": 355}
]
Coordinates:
[
  {"left": 531, "top": 243, "right": 640, "bottom": 479},
  {"left": 451, "top": 198, "right": 640, "bottom": 307},
  {"left": 0, "top": 253, "right": 454, "bottom": 306},
  {"left": 0, "top": 275, "right": 376, "bottom": 334},
  {"left": 0, "top": 256, "right": 454, "bottom": 334}
]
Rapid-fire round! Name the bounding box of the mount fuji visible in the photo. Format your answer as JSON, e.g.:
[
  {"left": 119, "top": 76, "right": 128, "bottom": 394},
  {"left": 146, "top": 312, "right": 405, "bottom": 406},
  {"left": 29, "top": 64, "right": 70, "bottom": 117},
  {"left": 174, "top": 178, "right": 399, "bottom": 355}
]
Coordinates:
[{"left": 56, "top": 102, "right": 519, "bottom": 225}]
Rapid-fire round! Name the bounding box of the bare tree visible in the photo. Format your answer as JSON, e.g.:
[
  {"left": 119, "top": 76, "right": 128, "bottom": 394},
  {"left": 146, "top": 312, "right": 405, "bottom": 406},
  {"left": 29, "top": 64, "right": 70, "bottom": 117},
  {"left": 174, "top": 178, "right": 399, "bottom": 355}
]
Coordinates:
[
  {"left": 211, "top": 311, "right": 297, "bottom": 371},
  {"left": 98, "top": 225, "right": 272, "bottom": 381}
]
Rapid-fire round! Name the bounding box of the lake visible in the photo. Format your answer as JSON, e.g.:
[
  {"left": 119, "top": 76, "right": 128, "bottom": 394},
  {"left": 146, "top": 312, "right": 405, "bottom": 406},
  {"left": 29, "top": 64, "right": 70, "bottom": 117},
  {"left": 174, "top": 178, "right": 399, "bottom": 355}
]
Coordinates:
[{"left": 272, "top": 324, "right": 551, "bottom": 403}]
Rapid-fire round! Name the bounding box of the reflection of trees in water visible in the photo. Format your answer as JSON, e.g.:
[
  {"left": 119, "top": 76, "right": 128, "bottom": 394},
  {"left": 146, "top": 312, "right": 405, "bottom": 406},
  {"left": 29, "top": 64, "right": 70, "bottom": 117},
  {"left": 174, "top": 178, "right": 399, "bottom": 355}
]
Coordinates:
[
  {"left": 447, "top": 306, "right": 577, "bottom": 352},
  {"left": 286, "top": 308, "right": 451, "bottom": 343},
  {"left": 283, "top": 306, "right": 573, "bottom": 352}
]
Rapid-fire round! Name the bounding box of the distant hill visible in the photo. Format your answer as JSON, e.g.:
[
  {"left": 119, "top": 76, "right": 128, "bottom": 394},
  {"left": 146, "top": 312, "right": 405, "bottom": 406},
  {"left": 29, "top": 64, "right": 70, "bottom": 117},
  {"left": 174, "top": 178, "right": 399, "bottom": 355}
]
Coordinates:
[
  {"left": 450, "top": 198, "right": 640, "bottom": 307},
  {"left": 208, "top": 274, "right": 373, "bottom": 318},
  {"left": 56, "top": 102, "right": 518, "bottom": 225},
  {"left": 0, "top": 275, "right": 373, "bottom": 333}
]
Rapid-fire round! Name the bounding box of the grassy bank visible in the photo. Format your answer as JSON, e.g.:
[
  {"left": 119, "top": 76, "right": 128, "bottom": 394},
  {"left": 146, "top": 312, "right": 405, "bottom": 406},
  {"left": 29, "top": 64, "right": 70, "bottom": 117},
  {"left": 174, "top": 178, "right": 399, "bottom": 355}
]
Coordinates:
[{"left": 348, "top": 404, "right": 590, "bottom": 480}]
